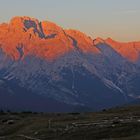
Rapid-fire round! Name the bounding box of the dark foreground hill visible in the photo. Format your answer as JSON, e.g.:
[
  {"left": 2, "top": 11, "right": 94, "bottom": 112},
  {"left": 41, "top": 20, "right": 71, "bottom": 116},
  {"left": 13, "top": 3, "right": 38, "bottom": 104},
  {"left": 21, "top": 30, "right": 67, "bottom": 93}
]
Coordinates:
[{"left": 0, "top": 105, "right": 140, "bottom": 140}]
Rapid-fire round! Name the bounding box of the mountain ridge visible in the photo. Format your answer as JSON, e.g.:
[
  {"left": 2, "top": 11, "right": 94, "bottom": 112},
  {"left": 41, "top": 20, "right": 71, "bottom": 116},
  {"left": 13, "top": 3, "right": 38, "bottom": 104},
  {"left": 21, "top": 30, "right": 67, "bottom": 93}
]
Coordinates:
[
  {"left": 0, "top": 16, "right": 140, "bottom": 112},
  {"left": 0, "top": 16, "right": 101, "bottom": 61},
  {"left": 1, "top": 16, "right": 140, "bottom": 62}
]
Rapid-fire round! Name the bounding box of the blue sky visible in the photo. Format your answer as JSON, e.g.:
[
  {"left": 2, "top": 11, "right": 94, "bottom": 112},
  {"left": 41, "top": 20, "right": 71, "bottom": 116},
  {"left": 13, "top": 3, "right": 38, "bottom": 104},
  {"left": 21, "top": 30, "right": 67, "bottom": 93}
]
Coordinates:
[{"left": 0, "top": 0, "right": 140, "bottom": 41}]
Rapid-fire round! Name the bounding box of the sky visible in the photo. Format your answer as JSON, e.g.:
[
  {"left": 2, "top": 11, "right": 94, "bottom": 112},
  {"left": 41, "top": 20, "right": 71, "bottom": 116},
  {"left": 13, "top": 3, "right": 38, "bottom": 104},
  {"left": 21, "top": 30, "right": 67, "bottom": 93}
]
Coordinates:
[{"left": 0, "top": 0, "right": 140, "bottom": 41}]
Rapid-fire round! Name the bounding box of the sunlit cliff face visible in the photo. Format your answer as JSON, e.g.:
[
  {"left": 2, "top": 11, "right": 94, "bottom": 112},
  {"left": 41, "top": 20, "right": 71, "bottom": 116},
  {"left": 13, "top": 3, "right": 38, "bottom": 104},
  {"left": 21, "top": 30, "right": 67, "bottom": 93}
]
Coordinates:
[
  {"left": 105, "top": 38, "right": 140, "bottom": 62},
  {"left": 93, "top": 37, "right": 140, "bottom": 62},
  {"left": 0, "top": 16, "right": 140, "bottom": 63},
  {"left": 0, "top": 16, "right": 100, "bottom": 61}
]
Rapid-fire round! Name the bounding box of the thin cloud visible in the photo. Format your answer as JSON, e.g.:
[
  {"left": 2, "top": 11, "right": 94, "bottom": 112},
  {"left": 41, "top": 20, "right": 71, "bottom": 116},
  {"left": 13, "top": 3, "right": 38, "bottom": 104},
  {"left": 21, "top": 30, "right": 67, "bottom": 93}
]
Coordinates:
[
  {"left": 115, "top": 9, "right": 140, "bottom": 15},
  {"left": 123, "top": 9, "right": 139, "bottom": 14}
]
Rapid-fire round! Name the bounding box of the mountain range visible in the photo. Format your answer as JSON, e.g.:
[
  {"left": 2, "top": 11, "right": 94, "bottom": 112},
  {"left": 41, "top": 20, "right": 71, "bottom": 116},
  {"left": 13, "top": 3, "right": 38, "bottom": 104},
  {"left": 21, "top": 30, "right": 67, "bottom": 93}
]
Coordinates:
[{"left": 0, "top": 16, "right": 140, "bottom": 112}]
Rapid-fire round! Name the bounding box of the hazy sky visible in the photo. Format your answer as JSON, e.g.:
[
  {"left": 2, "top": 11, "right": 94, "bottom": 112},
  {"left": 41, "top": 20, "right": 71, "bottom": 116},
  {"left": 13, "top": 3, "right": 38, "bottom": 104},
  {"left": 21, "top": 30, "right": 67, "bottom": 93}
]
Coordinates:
[{"left": 0, "top": 0, "right": 140, "bottom": 41}]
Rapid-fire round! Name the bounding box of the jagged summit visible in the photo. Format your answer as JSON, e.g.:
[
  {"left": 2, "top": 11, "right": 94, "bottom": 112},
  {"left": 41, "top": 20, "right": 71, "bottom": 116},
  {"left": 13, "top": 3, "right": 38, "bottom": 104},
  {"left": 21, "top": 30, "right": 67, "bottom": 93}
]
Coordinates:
[
  {"left": 0, "top": 16, "right": 101, "bottom": 60},
  {"left": 93, "top": 37, "right": 140, "bottom": 62},
  {"left": 0, "top": 16, "right": 140, "bottom": 62},
  {"left": 93, "top": 37, "right": 105, "bottom": 45},
  {"left": 105, "top": 38, "right": 140, "bottom": 62}
]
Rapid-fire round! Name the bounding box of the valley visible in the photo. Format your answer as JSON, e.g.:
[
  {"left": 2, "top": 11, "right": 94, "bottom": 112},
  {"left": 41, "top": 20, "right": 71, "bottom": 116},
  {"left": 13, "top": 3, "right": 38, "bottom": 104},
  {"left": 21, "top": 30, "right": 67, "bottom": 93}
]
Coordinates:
[{"left": 0, "top": 105, "right": 140, "bottom": 140}]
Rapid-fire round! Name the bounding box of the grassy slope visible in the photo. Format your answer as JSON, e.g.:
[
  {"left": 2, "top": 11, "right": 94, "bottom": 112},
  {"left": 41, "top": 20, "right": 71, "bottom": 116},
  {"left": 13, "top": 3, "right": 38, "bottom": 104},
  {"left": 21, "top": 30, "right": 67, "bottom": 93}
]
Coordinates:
[{"left": 0, "top": 105, "right": 140, "bottom": 140}]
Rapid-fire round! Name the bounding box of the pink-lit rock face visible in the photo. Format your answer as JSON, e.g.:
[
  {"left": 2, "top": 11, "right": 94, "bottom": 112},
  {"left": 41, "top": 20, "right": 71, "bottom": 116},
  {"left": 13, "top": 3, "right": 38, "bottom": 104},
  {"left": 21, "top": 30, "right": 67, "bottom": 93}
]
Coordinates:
[
  {"left": 0, "top": 16, "right": 100, "bottom": 61},
  {"left": 105, "top": 38, "right": 140, "bottom": 62},
  {"left": 93, "top": 37, "right": 105, "bottom": 45},
  {"left": 66, "top": 29, "right": 100, "bottom": 54},
  {"left": 0, "top": 16, "right": 140, "bottom": 62},
  {"left": 94, "top": 37, "right": 140, "bottom": 62},
  {"left": 0, "top": 16, "right": 72, "bottom": 60}
]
